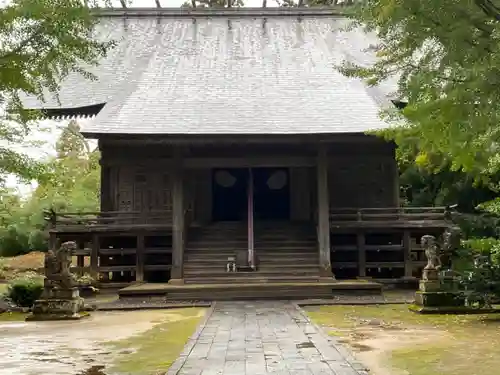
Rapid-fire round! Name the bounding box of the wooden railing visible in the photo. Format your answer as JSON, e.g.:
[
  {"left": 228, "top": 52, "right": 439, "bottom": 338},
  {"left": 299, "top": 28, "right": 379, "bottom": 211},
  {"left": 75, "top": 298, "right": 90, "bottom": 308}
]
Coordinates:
[
  {"left": 329, "top": 207, "right": 451, "bottom": 222},
  {"left": 44, "top": 209, "right": 174, "bottom": 229}
]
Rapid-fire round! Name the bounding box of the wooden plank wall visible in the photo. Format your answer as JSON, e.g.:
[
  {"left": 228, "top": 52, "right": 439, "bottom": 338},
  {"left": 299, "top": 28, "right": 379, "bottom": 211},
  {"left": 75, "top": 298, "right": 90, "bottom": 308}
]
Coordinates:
[
  {"left": 100, "top": 139, "right": 398, "bottom": 217},
  {"left": 328, "top": 152, "right": 398, "bottom": 209},
  {"left": 108, "top": 166, "right": 173, "bottom": 216}
]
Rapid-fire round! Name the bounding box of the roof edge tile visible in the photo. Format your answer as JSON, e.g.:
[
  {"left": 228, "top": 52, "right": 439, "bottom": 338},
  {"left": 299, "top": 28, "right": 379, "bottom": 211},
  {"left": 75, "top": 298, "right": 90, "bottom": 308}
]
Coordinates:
[{"left": 93, "top": 6, "right": 348, "bottom": 18}]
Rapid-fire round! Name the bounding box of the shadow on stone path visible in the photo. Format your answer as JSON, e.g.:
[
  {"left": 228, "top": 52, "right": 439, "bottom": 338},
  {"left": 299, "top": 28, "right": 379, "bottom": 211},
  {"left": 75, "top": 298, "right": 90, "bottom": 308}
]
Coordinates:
[{"left": 168, "top": 301, "right": 369, "bottom": 375}]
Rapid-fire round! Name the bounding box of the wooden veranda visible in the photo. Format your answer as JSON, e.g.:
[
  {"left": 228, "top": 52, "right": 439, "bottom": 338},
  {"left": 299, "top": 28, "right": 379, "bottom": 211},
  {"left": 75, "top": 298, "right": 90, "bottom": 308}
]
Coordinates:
[{"left": 46, "top": 206, "right": 452, "bottom": 290}]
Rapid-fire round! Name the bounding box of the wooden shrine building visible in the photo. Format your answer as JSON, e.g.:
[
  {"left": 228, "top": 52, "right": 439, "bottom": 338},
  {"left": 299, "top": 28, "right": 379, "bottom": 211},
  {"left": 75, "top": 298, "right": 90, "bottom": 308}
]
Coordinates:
[{"left": 23, "top": 7, "right": 451, "bottom": 299}]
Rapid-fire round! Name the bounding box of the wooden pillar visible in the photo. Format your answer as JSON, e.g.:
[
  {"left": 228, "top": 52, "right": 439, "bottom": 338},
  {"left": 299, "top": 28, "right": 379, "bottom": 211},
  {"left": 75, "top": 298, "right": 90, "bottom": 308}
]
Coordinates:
[
  {"left": 170, "top": 150, "right": 185, "bottom": 284},
  {"left": 317, "top": 145, "right": 333, "bottom": 279},
  {"left": 90, "top": 233, "right": 99, "bottom": 279},
  {"left": 100, "top": 166, "right": 112, "bottom": 211},
  {"left": 98, "top": 140, "right": 113, "bottom": 212},
  {"left": 136, "top": 233, "right": 145, "bottom": 282},
  {"left": 357, "top": 231, "right": 366, "bottom": 278},
  {"left": 403, "top": 230, "right": 413, "bottom": 278}
]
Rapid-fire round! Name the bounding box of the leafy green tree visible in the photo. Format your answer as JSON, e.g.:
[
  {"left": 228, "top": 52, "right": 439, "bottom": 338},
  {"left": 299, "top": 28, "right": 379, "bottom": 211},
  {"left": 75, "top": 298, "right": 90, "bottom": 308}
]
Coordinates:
[
  {"left": 340, "top": 0, "right": 500, "bottom": 177},
  {"left": 0, "top": 121, "right": 100, "bottom": 256},
  {"left": 30, "top": 120, "right": 100, "bottom": 214},
  {"left": 0, "top": 0, "right": 112, "bottom": 186}
]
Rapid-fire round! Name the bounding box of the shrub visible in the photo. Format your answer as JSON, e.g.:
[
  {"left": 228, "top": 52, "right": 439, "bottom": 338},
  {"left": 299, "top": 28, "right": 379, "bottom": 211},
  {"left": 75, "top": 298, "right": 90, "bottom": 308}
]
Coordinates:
[
  {"left": 7, "top": 273, "right": 43, "bottom": 307},
  {"left": 0, "top": 225, "right": 30, "bottom": 257},
  {"left": 28, "top": 230, "right": 49, "bottom": 252},
  {"left": 462, "top": 238, "right": 500, "bottom": 266},
  {"left": 458, "top": 255, "right": 500, "bottom": 308}
]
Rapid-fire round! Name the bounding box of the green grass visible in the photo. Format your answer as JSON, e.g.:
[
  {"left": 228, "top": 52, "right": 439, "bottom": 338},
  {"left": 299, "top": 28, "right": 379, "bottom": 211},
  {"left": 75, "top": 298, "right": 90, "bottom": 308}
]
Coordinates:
[
  {"left": 306, "top": 304, "right": 500, "bottom": 375},
  {"left": 0, "top": 311, "right": 27, "bottom": 321},
  {"left": 0, "top": 283, "right": 8, "bottom": 296},
  {"left": 106, "top": 308, "right": 205, "bottom": 375}
]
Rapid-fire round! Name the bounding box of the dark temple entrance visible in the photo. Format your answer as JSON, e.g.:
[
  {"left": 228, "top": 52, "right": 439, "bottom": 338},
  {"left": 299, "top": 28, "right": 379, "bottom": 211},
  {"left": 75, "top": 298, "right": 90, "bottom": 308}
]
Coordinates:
[
  {"left": 212, "top": 168, "right": 248, "bottom": 221},
  {"left": 211, "top": 167, "right": 291, "bottom": 222},
  {"left": 253, "top": 167, "right": 290, "bottom": 220}
]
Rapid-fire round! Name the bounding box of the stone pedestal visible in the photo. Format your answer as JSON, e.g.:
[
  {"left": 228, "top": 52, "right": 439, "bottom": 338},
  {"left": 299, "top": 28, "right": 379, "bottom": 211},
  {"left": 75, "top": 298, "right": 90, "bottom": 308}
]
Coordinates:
[
  {"left": 26, "top": 288, "right": 87, "bottom": 321},
  {"left": 411, "top": 278, "right": 465, "bottom": 314}
]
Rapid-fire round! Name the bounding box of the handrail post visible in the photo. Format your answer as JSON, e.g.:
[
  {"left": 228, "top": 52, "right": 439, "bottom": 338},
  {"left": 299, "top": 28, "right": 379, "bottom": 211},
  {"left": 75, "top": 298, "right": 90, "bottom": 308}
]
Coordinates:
[
  {"left": 247, "top": 168, "right": 255, "bottom": 269},
  {"left": 317, "top": 145, "right": 332, "bottom": 278}
]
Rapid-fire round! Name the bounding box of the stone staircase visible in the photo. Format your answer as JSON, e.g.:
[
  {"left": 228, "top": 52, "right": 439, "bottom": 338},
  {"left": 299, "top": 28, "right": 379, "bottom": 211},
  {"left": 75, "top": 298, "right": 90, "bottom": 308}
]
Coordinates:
[{"left": 183, "top": 221, "right": 321, "bottom": 284}]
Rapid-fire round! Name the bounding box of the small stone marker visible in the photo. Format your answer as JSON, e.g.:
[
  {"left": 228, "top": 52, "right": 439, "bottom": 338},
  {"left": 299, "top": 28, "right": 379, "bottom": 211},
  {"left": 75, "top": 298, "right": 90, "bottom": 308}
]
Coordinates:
[{"left": 26, "top": 241, "right": 87, "bottom": 321}]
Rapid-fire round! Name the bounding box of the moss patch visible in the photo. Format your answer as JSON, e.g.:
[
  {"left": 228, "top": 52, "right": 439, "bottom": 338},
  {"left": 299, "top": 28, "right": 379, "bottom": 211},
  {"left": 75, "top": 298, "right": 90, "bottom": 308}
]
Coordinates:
[
  {"left": 306, "top": 304, "right": 500, "bottom": 375},
  {"left": 0, "top": 283, "right": 8, "bottom": 296},
  {"left": 106, "top": 307, "right": 205, "bottom": 375},
  {"left": 0, "top": 311, "right": 28, "bottom": 321}
]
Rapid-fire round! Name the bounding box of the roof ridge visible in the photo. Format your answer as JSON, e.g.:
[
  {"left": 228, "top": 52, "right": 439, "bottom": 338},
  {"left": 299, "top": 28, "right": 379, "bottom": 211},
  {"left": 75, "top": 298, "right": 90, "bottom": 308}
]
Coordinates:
[{"left": 93, "top": 6, "right": 349, "bottom": 18}]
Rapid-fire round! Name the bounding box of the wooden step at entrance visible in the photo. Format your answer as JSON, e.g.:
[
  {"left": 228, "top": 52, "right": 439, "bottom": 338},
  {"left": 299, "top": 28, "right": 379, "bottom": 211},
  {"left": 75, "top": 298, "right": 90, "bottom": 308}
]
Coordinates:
[
  {"left": 184, "top": 220, "right": 320, "bottom": 285},
  {"left": 183, "top": 275, "right": 322, "bottom": 284},
  {"left": 184, "top": 260, "right": 319, "bottom": 272},
  {"left": 184, "top": 269, "right": 319, "bottom": 283}
]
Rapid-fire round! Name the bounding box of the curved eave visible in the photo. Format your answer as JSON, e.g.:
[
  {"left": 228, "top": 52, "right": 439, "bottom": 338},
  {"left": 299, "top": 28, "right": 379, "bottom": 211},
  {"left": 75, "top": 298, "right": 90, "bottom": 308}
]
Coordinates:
[
  {"left": 391, "top": 100, "right": 407, "bottom": 110},
  {"left": 36, "top": 103, "right": 105, "bottom": 120}
]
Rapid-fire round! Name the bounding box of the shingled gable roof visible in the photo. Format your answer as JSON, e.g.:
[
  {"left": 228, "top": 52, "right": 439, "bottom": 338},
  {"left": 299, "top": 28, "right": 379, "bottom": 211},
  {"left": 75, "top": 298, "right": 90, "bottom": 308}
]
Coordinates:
[{"left": 21, "top": 7, "right": 399, "bottom": 136}]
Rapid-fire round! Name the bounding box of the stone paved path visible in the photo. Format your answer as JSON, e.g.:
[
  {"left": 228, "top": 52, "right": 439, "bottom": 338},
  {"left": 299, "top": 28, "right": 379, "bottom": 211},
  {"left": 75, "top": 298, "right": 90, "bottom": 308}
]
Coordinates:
[{"left": 167, "top": 301, "right": 369, "bottom": 375}]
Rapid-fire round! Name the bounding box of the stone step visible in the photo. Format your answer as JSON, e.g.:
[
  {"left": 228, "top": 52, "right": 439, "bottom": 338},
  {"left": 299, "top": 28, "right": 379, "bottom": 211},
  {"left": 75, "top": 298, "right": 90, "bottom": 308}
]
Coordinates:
[
  {"left": 165, "top": 287, "right": 332, "bottom": 300},
  {"left": 117, "top": 280, "right": 384, "bottom": 300}
]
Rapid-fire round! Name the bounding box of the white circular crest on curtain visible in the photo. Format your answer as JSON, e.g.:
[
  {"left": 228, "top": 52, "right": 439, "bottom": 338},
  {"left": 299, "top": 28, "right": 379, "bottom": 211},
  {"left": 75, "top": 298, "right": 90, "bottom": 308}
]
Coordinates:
[
  {"left": 215, "top": 170, "right": 237, "bottom": 188},
  {"left": 267, "top": 170, "right": 287, "bottom": 190}
]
